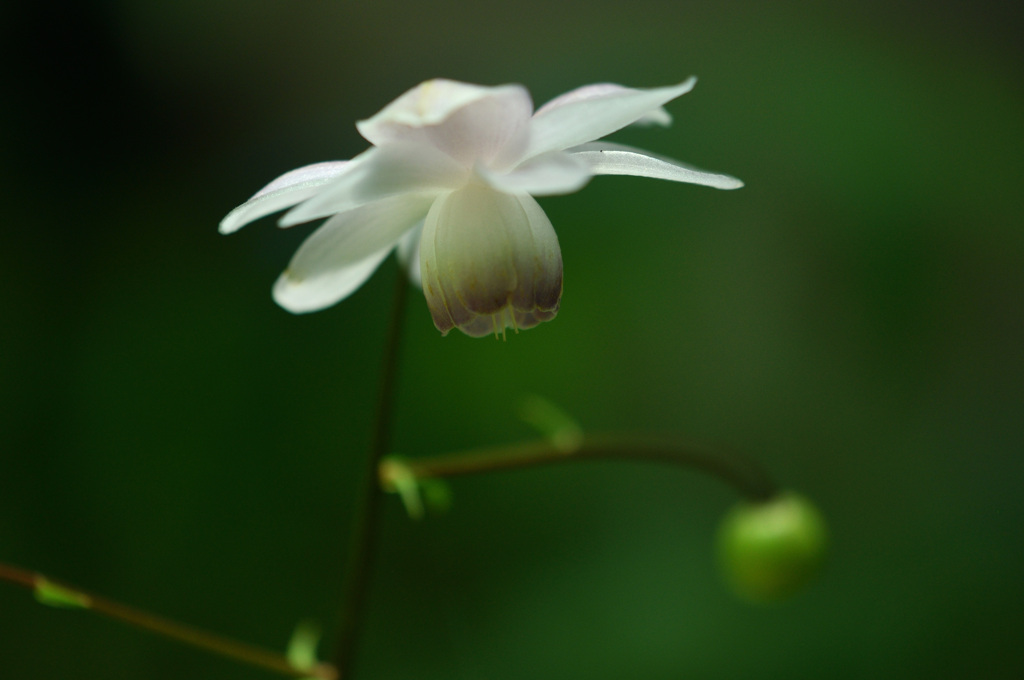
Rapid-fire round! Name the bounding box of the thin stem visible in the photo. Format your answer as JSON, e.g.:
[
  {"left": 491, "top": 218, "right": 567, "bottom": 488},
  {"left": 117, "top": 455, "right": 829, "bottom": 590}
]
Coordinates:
[
  {"left": 381, "top": 434, "right": 779, "bottom": 503},
  {"left": 331, "top": 265, "right": 410, "bottom": 677},
  {"left": 0, "top": 561, "right": 336, "bottom": 680}
]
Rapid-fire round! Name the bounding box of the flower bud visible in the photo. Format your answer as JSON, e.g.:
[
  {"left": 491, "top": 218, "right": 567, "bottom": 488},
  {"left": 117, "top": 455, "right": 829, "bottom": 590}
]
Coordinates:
[
  {"left": 716, "top": 492, "right": 827, "bottom": 601},
  {"left": 420, "top": 182, "right": 562, "bottom": 337}
]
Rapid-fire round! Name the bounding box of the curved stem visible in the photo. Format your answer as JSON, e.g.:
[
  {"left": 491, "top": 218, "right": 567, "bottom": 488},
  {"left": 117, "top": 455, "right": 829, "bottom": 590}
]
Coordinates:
[
  {"left": 0, "top": 562, "right": 336, "bottom": 680},
  {"left": 380, "top": 434, "right": 778, "bottom": 503},
  {"left": 331, "top": 265, "right": 410, "bottom": 677}
]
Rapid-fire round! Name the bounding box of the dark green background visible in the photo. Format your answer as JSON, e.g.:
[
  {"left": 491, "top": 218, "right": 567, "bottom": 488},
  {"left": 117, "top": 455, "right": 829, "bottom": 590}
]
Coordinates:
[{"left": 2, "top": 1, "right": 1021, "bottom": 678}]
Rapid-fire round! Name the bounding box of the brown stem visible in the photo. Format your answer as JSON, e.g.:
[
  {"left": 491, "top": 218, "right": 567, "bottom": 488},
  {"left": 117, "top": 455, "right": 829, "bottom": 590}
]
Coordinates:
[
  {"left": 331, "top": 266, "right": 410, "bottom": 677},
  {"left": 0, "top": 562, "right": 336, "bottom": 680},
  {"left": 380, "top": 433, "right": 778, "bottom": 503}
]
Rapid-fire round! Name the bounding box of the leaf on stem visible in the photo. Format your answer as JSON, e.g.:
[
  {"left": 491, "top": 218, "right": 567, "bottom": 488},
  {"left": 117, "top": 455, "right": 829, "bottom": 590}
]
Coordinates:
[
  {"left": 380, "top": 456, "right": 452, "bottom": 520},
  {"left": 34, "top": 577, "right": 92, "bottom": 609},
  {"left": 286, "top": 620, "right": 322, "bottom": 672},
  {"left": 518, "top": 395, "right": 583, "bottom": 451},
  {"left": 380, "top": 456, "right": 426, "bottom": 519}
]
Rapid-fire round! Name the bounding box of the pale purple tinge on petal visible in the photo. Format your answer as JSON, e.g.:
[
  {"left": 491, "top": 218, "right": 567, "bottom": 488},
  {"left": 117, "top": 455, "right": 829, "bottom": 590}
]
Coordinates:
[
  {"left": 422, "top": 85, "right": 533, "bottom": 170},
  {"left": 535, "top": 83, "right": 672, "bottom": 127},
  {"left": 523, "top": 78, "right": 697, "bottom": 161},
  {"left": 456, "top": 307, "right": 557, "bottom": 338},
  {"left": 271, "top": 193, "right": 434, "bottom": 313},
  {"left": 219, "top": 161, "right": 351, "bottom": 234},
  {"left": 279, "top": 144, "right": 464, "bottom": 227},
  {"left": 569, "top": 142, "right": 744, "bottom": 189},
  {"left": 357, "top": 79, "right": 533, "bottom": 170},
  {"left": 420, "top": 184, "right": 562, "bottom": 338},
  {"left": 478, "top": 151, "right": 592, "bottom": 196}
]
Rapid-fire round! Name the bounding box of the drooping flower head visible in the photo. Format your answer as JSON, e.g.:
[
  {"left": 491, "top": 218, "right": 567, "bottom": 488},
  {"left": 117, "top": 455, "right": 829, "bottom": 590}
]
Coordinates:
[{"left": 220, "top": 78, "right": 742, "bottom": 337}]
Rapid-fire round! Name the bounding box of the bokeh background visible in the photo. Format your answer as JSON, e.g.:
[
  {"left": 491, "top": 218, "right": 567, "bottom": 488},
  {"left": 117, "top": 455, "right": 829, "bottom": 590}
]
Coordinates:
[{"left": 2, "top": 1, "right": 1022, "bottom": 678}]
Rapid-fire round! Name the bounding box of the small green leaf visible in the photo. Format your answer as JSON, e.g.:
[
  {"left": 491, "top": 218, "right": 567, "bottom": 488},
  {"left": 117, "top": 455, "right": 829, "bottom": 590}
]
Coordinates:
[
  {"left": 519, "top": 395, "right": 583, "bottom": 451},
  {"left": 381, "top": 456, "right": 454, "bottom": 519},
  {"left": 380, "top": 457, "right": 425, "bottom": 520},
  {"left": 34, "top": 578, "right": 91, "bottom": 609},
  {"left": 420, "top": 478, "right": 452, "bottom": 514},
  {"left": 286, "top": 620, "right": 321, "bottom": 671}
]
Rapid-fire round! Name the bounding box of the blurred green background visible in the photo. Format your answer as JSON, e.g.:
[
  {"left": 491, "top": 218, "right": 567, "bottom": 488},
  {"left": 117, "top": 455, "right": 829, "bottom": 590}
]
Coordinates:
[{"left": 2, "top": 1, "right": 1022, "bottom": 678}]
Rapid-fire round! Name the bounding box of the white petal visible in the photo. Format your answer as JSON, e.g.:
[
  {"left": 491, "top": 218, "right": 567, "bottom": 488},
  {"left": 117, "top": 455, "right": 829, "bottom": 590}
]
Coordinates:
[
  {"left": 274, "top": 249, "right": 391, "bottom": 314},
  {"left": 219, "top": 161, "right": 351, "bottom": 234},
  {"left": 272, "top": 193, "right": 434, "bottom": 313},
  {"left": 280, "top": 144, "right": 464, "bottom": 227},
  {"left": 524, "top": 78, "right": 697, "bottom": 160},
  {"left": 535, "top": 83, "right": 672, "bottom": 127},
  {"left": 359, "top": 80, "right": 505, "bottom": 140},
  {"left": 478, "top": 151, "right": 592, "bottom": 196},
  {"left": 396, "top": 222, "right": 424, "bottom": 288},
  {"left": 569, "top": 142, "right": 744, "bottom": 189},
  {"left": 357, "top": 79, "right": 533, "bottom": 168}
]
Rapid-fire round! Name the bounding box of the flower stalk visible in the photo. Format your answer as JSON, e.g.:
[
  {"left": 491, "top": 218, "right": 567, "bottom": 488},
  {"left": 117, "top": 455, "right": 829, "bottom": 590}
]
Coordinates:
[
  {"left": 379, "top": 433, "right": 779, "bottom": 504},
  {"left": 331, "top": 265, "right": 410, "bottom": 677},
  {"left": 0, "top": 561, "right": 336, "bottom": 680}
]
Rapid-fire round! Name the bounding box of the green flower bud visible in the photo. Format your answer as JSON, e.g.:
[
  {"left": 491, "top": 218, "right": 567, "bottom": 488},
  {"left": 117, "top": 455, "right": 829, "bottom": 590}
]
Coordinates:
[{"left": 717, "top": 492, "right": 827, "bottom": 601}]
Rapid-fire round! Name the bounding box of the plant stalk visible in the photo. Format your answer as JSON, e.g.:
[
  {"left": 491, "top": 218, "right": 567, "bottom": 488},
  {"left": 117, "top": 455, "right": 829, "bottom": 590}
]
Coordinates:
[
  {"left": 0, "top": 562, "right": 335, "bottom": 680},
  {"left": 331, "top": 266, "right": 410, "bottom": 677},
  {"left": 380, "top": 434, "right": 778, "bottom": 503}
]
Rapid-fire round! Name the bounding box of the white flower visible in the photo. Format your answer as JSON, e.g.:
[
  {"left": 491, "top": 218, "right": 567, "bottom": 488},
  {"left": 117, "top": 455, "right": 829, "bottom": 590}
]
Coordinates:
[{"left": 220, "top": 77, "right": 742, "bottom": 337}]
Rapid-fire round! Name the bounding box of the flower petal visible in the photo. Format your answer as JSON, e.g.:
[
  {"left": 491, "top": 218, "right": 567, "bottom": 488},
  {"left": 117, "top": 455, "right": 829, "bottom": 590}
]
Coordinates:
[
  {"left": 420, "top": 184, "right": 561, "bottom": 337},
  {"left": 274, "top": 249, "right": 391, "bottom": 314},
  {"left": 524, "top": 78, "right": 697, "bottom": 160},
  {"left": 569, "top": 142, "right": 744, "bottom": 189},
  {"left": 280, "top": 144, "right": 464, "bottom": 227},
  {"left": 478, "top": 151, "right": 592, "bottom": 196},
  {"left": 219, "top": 162, "right": 351, "bottom": 234},
  {"left": 535, "top": 83, "right": 672, "bottom": 127},
  {"left": 396, "top": 221, "right": 424, "bottom": 287},
  {"left": 272, "top": 193, "right": 434, "bottom": 313},
  {"left": 357, "top": 79, "right": 533, "bottom": 169}
]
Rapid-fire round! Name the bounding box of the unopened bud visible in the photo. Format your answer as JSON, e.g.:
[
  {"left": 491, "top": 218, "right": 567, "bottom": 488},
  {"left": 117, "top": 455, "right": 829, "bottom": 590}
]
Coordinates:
[{"left": 717, "top": 492, "right": 827, "bottom": 601}]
